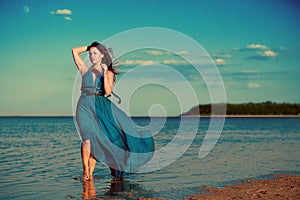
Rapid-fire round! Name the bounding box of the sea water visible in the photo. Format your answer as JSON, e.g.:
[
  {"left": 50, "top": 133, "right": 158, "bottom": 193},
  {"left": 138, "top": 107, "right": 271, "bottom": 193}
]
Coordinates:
[{"left": 0, "top": 117, "right": 299, "bottom": 199}]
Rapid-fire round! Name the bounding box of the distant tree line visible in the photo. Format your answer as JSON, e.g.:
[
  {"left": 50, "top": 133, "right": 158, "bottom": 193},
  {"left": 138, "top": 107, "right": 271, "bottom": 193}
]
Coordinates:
[{"left": 181, "top": 101, "right": 300, "bottom": 116}]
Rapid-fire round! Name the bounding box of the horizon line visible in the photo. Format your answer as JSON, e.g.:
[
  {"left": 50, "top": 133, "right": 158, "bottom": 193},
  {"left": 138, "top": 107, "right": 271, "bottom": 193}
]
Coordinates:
[{"left": 1, "top": 102, "right": 299, "bottom": 118}]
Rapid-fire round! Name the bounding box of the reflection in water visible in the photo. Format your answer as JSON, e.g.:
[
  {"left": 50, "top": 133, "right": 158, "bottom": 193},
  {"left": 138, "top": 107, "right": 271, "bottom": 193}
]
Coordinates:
[
  {"left": 82, "top": 179, "right": 96, "bottom": 200},
  {"left": 81, "top": 178, "right": 154, "bottom": 199}
]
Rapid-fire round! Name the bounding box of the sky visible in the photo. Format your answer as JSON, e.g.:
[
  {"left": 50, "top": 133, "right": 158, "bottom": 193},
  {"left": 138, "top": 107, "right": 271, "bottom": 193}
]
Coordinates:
[{"left": 0, "top": 0, "right": 299, "bottom": 116}]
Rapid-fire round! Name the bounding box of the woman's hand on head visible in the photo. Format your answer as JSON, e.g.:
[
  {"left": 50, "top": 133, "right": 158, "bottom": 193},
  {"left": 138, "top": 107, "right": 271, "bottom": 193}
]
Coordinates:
[{"left": 101, "top": 64, "right": 108, "bottom": 71}]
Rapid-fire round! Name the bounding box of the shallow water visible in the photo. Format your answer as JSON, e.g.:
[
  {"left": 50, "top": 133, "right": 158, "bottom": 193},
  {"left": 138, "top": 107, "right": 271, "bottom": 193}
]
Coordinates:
[{"left": 0, "top": 117, "right": 299, "bottom": 199}]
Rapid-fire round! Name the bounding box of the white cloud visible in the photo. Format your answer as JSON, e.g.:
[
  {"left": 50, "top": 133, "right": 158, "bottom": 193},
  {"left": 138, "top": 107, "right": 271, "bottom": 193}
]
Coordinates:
[
  {"left": 215, "top": 58, "right": 225, "bottom": 65},
  {"left": 145, "top": 50, "right": 164, "bottom": 55},
  {"left": 120, "top": 59, "right": 190, "bottom": 66},
  {"left": 247, "top": 44, "right": 269, "bottom": 50},
  {"left": 135, "top": 60, "right": 155, "bottom": 65},
  {"left": 64, "top": 16, "right": 72, "bottom": 21},
  {"left": 263, "top": 50, "right": 277, "bottom": 57},
  {"left": 163, "top": 59, "right": 188, "bottom": 65},
  {"left": 121, "top": 60, "right": 135, "bottom": 65},
  {"left": 22, "top": 5, "right": 30, "bottom": 13},
  {"left": 50, "top": 9, "right": 72, "bottom": 15},
  {"left": 119, "top": 58, "right": 209, "bottom": 66},
  {"left": 177, "top": 51, "right": 188, "bottom": 55},
  {"left": 248, "top": 82, "right": 260, "bottom": 88},
  {"left": 120, "top": 60, "right": 156, "bottom": 65},
  {"left": 242, "top": 44, "right": 279, "bottom": 60}
]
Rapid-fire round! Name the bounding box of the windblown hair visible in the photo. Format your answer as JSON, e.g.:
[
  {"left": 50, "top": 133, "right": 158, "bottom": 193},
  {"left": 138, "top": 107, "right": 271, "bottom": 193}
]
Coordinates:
[{"left": 87, "top": 41, "right": 118, "bottom": 75}]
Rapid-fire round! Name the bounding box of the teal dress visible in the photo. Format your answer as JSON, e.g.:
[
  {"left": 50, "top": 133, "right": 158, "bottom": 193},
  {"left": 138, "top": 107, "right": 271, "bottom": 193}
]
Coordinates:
[{"left": 76, "top": 68, "right": 154, "bottom": 178}]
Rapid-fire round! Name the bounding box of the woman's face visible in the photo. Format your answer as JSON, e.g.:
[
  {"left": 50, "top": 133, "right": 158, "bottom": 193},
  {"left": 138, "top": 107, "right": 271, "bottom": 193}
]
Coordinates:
[{"left": 89, "top": 47, "right": 103, "bottom": 64}]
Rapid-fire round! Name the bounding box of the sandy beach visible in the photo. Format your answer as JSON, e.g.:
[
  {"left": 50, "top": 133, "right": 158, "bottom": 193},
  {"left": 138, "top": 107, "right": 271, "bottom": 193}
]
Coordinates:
[
  {"left": 184, "top": 174, "right": 300, "bottom": 200},
  {"left": 68, "top": 174, "right": 300, "bottom": 200}
]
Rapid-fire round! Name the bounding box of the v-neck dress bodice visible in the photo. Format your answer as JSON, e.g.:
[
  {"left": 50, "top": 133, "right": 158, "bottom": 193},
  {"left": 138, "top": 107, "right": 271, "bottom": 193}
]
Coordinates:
[
  {"left": 75, "top": 67, "right": 154, "bottom": 178},
  {"left": 80, "top": 68, "right": 104, "bottom": 95}
]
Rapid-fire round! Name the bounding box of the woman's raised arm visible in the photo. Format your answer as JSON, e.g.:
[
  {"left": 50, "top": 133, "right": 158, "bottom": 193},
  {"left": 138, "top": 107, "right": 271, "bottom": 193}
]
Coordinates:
[{"left": 72, "top": 46, "right": 89, "bottom": 75}]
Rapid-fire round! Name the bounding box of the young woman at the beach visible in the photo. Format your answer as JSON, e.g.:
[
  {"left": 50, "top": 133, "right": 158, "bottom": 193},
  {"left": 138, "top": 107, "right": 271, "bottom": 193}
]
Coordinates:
[{"left": 72, "top": 42, "right": 154, "bottom": 180}]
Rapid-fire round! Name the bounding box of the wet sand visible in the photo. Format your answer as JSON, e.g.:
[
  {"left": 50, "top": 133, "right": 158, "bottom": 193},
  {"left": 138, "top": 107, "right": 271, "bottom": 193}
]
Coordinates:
[
  {"left": 109, "top": 174, "right": 300, "bottom": 200},
  {"left": 185, "top": 174, "right": 300, "bottom": 200}
]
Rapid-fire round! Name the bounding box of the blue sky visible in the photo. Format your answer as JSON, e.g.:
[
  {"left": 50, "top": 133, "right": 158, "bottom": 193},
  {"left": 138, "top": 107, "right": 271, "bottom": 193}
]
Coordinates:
[{"left": 0, "top": 0, "right": 299, "bottom": 116}]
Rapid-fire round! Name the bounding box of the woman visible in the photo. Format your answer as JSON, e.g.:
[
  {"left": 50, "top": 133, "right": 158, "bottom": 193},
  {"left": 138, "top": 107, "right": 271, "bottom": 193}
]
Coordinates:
[{"left": 72, "top": 42, "right": 154, "bottom": 180}]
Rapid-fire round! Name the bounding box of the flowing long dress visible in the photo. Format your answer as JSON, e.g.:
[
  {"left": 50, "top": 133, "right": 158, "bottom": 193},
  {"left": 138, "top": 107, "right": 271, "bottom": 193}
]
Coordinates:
[{"left": 76, "top": 68, "right": 154, "bottom": 178}]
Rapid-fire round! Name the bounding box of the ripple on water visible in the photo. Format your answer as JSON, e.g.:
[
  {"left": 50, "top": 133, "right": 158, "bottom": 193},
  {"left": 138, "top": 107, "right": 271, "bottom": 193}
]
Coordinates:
[{"left": 0, "top": 117, "right": 299, "bottom": 199}]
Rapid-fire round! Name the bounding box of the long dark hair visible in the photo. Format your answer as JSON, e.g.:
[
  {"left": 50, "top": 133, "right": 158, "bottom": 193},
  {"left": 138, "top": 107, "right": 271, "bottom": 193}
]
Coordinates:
[{"left": 87, "top": 41, "right": 118, "bottom": 75}]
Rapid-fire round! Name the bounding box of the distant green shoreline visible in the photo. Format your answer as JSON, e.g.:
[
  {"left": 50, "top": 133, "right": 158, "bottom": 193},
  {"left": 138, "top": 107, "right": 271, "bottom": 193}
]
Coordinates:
[{"left": 182, "top": 102, "right": 300, "bottom": 116}]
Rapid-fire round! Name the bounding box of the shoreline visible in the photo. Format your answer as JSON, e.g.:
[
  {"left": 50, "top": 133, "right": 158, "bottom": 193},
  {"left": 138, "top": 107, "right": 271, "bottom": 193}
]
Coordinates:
[
  {"left": 181, "top": 114, "right": 300, "bottom": 118},
  {"left": 184, "top": 174, "right": 300, "bottom": 200}
]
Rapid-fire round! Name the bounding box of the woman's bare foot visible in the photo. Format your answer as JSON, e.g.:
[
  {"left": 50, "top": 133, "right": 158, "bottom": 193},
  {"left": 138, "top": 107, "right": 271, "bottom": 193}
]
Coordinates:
[
  {"left": 88, "top": 175, "right": 93, "bottom": 180},
  {"left": 88, "top": 155, "right": 96, "bottom": 180},
  {"left": 82, "top": 167, "right": 89, "bottom": 181},
  {"left": 82, "top": 173, "right": 89, "bottom": 181}
]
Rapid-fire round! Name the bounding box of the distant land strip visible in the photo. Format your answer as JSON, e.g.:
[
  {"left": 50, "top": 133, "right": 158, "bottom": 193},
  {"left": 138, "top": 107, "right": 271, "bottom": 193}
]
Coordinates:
[{"left": 181, "top": 101, "right": 300, "bottom": 116}]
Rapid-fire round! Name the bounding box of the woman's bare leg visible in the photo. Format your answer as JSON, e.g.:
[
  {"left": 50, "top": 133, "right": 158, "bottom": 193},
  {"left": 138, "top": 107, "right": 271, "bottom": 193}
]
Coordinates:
[
  {"left": 81, "top": 140, "right": 91, "bottom": 180},
  {"left": 88, "top": 155, "right": 96, "bottom": 179}
]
